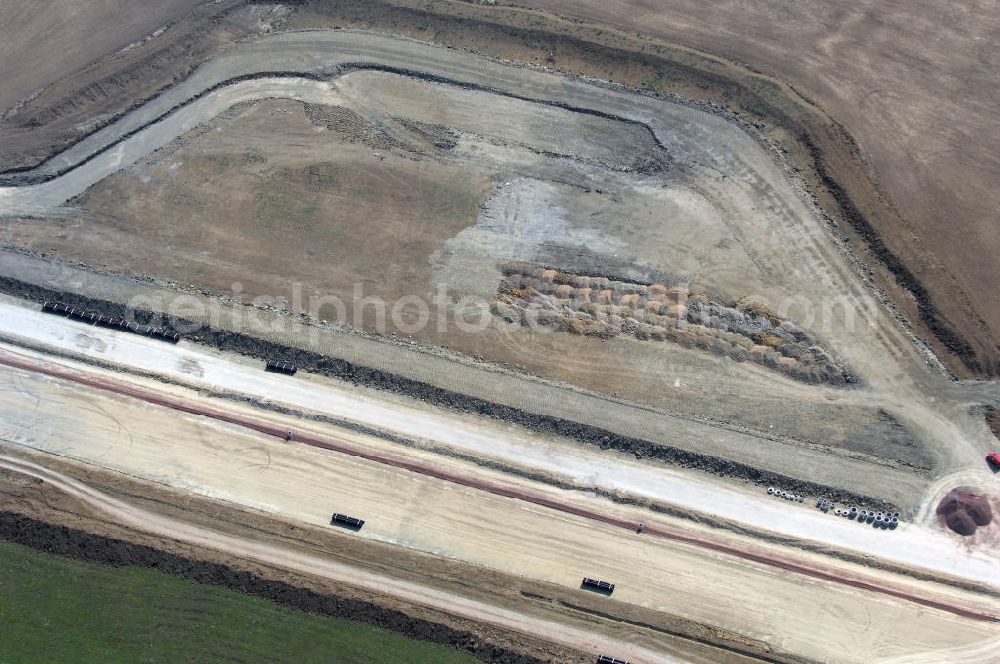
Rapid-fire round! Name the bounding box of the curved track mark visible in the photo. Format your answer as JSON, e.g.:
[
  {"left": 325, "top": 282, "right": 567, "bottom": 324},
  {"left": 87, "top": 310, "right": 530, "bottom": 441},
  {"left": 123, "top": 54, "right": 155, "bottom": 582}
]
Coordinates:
[{"left": 0, "top": 349, "right": 994, "bottom": 623}]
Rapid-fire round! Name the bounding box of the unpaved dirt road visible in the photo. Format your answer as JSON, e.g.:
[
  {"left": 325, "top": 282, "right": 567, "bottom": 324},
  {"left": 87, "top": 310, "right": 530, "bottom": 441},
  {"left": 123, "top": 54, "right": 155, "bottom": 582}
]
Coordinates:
[
  {"left": 0, "top": 369, "right": 997, "bottom": 663},
  {"left": 2, "top": 345, "right": 998, "bottom": 614},
  {"left": 0, "top": 301, "right": 995, "bottom": 585},
  {"left": 0, "top": 454, "right": 668, "bottom": 664}
]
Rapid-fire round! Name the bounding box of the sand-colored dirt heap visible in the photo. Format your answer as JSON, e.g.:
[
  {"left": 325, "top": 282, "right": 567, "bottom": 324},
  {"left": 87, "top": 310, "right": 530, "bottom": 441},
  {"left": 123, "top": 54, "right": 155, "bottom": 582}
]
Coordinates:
[
  {"left": 493, "top": 263, "right": 853, "bottom": 385},
  {"left": 936, "top": 488, "right": 992, "bottom": 536}
]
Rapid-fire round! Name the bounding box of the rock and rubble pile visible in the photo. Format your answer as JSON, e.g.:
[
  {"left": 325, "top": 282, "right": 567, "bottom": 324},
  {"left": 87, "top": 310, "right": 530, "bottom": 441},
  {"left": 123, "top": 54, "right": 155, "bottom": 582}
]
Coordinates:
[
  {"left": 303, "top": 103, "right": 400, "bottom": 151},
  {"left": 493, "top": 262, "right": 854, "bottom": 385}
]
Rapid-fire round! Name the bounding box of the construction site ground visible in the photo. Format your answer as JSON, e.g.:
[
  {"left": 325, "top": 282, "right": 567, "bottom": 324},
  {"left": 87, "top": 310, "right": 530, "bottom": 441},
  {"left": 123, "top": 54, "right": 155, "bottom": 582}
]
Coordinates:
[
  {"left": 0, "top": 5, "right": 998, "bottom": 663},
  {"left": 518, "top": 0, "right": 1000, "bottom": 379},
  {"left": 0, "top": 358, "right": 996, "bottom": 664},
  {"left": 0, "top": 30, "right": 998, "bottom": 510},
  {"left": 2, "top": 0, "right": 997, "bottom": 378},
  {"left": 2, "top": 308, "right": 996, "bottom": 582}
]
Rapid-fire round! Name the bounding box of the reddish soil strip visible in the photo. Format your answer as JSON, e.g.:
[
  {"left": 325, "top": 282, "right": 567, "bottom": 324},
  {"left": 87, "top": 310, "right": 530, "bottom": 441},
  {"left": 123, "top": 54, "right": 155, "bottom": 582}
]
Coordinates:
[{"left": 0, "top": 349, "right": 995, "bottom": 623}]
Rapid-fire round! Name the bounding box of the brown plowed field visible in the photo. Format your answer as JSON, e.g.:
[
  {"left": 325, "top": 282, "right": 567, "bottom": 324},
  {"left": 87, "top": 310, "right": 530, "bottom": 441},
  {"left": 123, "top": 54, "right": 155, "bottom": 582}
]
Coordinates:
[
  {"left": 0, "top": 0, "right": 204, "bottom": 111},
  {"left": 517, "top": 0, "right": 1000, "bottom": 378}
]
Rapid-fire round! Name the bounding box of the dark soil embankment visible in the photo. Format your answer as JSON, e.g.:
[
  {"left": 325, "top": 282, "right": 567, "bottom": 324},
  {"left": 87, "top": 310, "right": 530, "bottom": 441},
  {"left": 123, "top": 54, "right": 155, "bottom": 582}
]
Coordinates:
[
  {"left": 0, "top": 274, "right": 898, "bottom": 511},
  {"left": 0, "top": 0, "right": 259, "bottom": 172},
  {"left": 0, "top": 512, "right": 550, "bottom": 664},
  {"left": 0, "top": 59, "right": 672, "bottom": 188},
  {"left": 798, "top": 131, "right": 980, "bottom": 374}
]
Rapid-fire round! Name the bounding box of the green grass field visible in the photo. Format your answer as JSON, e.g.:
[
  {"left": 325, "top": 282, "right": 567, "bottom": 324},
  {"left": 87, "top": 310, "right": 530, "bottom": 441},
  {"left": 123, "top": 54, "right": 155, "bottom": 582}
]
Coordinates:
[{"left": 0, "top": 540, "right": 480, "bottom": 663}]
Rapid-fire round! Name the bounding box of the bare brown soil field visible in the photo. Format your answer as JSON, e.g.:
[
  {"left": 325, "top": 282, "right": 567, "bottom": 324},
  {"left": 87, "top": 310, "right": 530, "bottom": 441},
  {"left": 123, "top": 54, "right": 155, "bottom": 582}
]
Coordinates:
[
  {"left": 0, "top": 0, "right": 286, "bottom": 171},
  {"left": 0, "top": 0, "right": 205, "bottom": 112},
  {"left": 57, "top": 99, "right": 489, "bottom": 312},
  {"left": 516, "top": 0, "right": 1000, "bottom": 379}
]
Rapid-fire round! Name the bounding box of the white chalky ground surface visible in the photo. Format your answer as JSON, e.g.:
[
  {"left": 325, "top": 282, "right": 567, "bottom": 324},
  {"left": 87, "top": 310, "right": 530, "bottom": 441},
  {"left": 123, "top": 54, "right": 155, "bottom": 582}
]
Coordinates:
[{"left": 0, "top": 298, "right": 995, "bottom": 586}]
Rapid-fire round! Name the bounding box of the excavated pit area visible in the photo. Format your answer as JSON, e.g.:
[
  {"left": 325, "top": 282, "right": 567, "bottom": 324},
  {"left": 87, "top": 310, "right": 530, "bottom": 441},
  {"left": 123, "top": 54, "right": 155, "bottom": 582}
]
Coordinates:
[{"left": 0, "top": 31, "right": 955, "bottom": 510}]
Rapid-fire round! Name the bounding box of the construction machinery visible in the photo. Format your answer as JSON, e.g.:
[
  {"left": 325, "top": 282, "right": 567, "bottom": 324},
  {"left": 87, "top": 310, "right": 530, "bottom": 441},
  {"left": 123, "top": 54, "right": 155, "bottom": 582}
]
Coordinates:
[{"left": 581, "top": 578, "right": 615, "bottom": 594}]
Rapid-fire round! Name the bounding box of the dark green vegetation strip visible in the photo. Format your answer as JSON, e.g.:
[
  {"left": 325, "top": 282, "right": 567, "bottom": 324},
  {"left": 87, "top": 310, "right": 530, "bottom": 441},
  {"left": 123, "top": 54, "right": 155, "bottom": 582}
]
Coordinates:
[{"left": 0, "top": 513, "right": 546, "bottom": 664}]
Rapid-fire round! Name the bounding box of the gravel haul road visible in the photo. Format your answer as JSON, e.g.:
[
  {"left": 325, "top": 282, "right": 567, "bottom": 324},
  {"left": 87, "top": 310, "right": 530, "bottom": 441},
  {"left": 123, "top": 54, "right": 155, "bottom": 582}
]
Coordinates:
[{"left": 0, "top": 348, "right": 994, "bottom": 624}]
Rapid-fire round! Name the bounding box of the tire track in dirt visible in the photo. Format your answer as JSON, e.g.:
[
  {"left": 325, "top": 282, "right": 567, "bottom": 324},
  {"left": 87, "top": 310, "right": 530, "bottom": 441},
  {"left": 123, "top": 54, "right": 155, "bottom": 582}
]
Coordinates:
[
  {"left": 0, "top": 454, "right": 670, "bottom": 664},
  {"left": 0, "top": 349, "right": 994, "bottom": 624}
]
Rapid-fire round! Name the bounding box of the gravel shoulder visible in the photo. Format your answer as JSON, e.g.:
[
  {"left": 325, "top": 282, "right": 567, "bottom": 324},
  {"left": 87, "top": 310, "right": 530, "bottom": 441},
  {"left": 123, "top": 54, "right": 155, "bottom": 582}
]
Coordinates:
[{"left": 0, "top": 399, "right": 995, "bottom": 664}]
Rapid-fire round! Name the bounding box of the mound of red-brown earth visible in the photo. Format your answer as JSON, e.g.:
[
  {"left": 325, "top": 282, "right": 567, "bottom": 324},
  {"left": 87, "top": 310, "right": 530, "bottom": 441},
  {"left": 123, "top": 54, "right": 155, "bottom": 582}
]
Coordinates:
[{"left": 936, "top": 488, "right": 992, "bottom": 536}]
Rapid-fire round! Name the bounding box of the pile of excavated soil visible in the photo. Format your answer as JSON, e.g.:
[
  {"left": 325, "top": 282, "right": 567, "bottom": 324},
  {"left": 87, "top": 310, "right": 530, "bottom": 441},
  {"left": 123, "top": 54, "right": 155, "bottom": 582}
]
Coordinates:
[
  {"left": 495, "top": 263, "right": 854, "bottom": 385},
  {"left": 936, "top": 488, "right": 992, "bottom": 537}
]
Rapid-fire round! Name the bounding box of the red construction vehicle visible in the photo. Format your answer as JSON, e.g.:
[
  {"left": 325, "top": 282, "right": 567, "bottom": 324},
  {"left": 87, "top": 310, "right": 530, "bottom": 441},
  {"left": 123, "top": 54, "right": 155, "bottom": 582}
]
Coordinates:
[{"left": 986, "top": 451, "right": 1000, "bottom": 469}]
